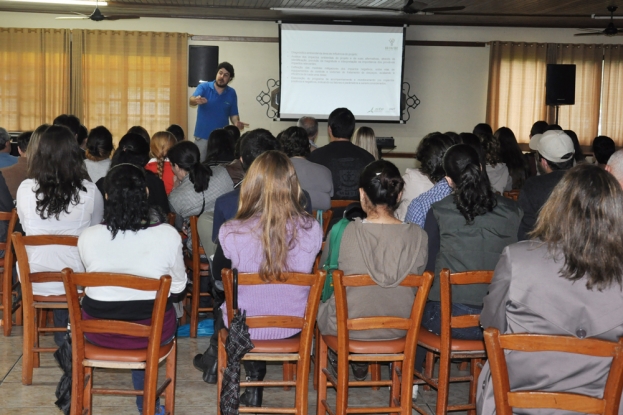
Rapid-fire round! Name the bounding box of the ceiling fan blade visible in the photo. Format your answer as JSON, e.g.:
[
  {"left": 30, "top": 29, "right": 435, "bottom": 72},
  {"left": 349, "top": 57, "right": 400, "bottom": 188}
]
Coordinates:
[
  {"left": 420, "top": 6, "right": 465, "bottom": 13},
  {"left": 574, "top": 32, "right": 604, "bottom": 36},
  {"left": 104, "top": 15, "right": 141, "bottom": 20},
  {"left": 56, "top": 16, "right": 90, "bottom": 19},
  {"left": 356, "top": 6, "right": 401, "bottom": 12}
]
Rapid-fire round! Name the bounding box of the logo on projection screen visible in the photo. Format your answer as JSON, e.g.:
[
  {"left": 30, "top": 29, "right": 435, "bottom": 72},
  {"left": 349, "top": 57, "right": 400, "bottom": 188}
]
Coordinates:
[{"left": 386, "top": 38, "right": 398, "bottom": 51}]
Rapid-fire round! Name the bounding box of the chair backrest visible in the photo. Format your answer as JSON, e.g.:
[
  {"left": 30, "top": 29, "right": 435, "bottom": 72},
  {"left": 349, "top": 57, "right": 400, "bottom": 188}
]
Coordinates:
[
  {"left": 484, "top": 327, "right": 623, "bottom": 415},
  {"left": 12, "top": 232, "right": 79, "bottom": 302},
  {"left": 503, "top": 190, "right": 520, "bottom": 201},
  {"left": 221, "top": 268, "right": 326, "bottom": 355},
  {"left": 330, "top": 200, "right": 354, "bottom": 209},
  {"left": 61, "top": 268, "right": 172, "bottom": 364},
  {"left": 0, "top": 209, "right": 18, "bottom": 252},
  {"left": 333, "top": 269, "right": 433, "bottom": 347},
  {"left": 189, "top": 215, "right": 206, "bottom": 258},
  {"left": 439, "top": 268, "right": 494, "bottom": 341}
]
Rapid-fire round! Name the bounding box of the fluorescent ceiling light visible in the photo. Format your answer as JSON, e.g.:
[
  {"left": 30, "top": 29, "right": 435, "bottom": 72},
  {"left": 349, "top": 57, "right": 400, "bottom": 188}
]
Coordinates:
[{"left": 6, "top": 0, "right": 107, "bottom": 5}]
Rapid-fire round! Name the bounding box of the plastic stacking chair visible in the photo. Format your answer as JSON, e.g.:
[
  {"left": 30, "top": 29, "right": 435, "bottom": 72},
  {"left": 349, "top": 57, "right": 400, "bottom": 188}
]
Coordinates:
[
  {"left": 216, "top": 268, "right": 326, "bottom": 415},
  {"left": 317, "top": 270, "right": 434, "bottom": 415},
  {"left": 62, "top": 269, "right": 177, "bottom": 415},
  {"left": 13, "top": 232, "right": 78, "bottom": 385},
  {"left": 0, "top": 209, "right": 19, "bottom": 336},
  {"left": 484, "top": 328, "right": 623, "bottom": 415},
  {"left": 413, "top": 269, "right": 494, "bottom": 415}
]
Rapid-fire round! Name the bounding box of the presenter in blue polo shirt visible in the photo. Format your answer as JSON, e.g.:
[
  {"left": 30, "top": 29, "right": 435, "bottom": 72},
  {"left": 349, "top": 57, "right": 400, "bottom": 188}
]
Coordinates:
[{"left": 190, "top": 61, "right": 246, "bottom": 161}]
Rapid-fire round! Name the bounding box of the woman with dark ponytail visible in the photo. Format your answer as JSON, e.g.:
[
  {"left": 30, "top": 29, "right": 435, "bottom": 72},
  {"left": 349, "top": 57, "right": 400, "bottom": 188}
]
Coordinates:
[
  {"left": 317, "top": 159, "right": 428, "bottom": 381},
  {"left": 167, "top": 141, "right": 234, "bottom": 252},
  {"left": 416, "top": 144, "right": 521, "bottom": 368}
]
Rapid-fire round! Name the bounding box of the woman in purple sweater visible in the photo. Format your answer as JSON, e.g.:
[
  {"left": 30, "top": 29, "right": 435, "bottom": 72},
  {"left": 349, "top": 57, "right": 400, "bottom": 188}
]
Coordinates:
[{"left": 216, "top": 150, "right": 322, "bottom": 407}]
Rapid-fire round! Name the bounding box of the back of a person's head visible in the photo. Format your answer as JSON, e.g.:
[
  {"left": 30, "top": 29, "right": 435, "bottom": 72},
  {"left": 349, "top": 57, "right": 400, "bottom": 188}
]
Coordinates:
[
  {"left": 328, "top": 107, "right": 356, "bottom": 140},
  {"left": 359, "top": 159, "right": 404, "bottom": 213},
  {"left": 30, "top": 125, "right": 88, "bottom": 219},
  {"left": 127, "top": 125, "right": 150, "bottom": 143},
  {"left": 166, "top": 124, "right": 185, "bottom": 142},
  {"left": 53, "top": 114, "right": 81, "bottom": 137},
  {"left": 103, "top": 164, "right": 150, "bottom": 238},
  {"left": 237, "top": 150, "right": 308, "bottom": 283},
  {"left": 416, "top": 132, "right": 454, "bottom": 183},
  {"left": 297, "top": 116, "right": 318, "bottom": 139},
  {"left": 26, "top": 124, "right": 50, "bottom": 163},
  {"left": 530, "top": 120, "right": 549, "bottom": 137},
  {"left": 280, "top": 126, "right": 310, "bottom": 158},
  {"left": 239, "top": 128, "right": 280, "bottom": 170},
  {"left": 78, "top": 124, "right": 88, "bottom": 146},
  {"left": 0, "top": 127, "right": 11, "bottom": 152},
  {"left": 473, "top": 123, "right": 493, "bottom": 136},
  {"left": 546, "top": 124, "right": 563, "bottom": 131},
  {"left": 607, "top": 149, "right": 623, "bottom": 183},
  {"left": 111, "top": 133, "right": 150, "bottom": 168},
  {"left": 459, "top": 132, "right": 488, "bottom": 170},
  {"left": 592, "top": 135, "right": 616, "bottom": 165},
  {"left": 150, "top": 131, "right": 176, "bottom": 160},
  {"left": 444, "top": 131, "right": 461, "bottom": 144},
  {"left": 495, "top": 127, "right": 527, "bottom": 172},
  {"left": 443, "top": 144, "right": 496, "bottom": 224},
  {"left": 16, "top": 131, "right": 33, "bottom": 153},
  {"left": 86, "top": 126, "right": 114, "bottom": 160},
  {"left": 206, "top": 129, "right": 234, "bottom": 162},
  {"left": 532, "top": 163, "right": 623, "bottom": 290},
  {"left": 168, "top": 141, "right": 212, "bottom": 193},
  {"left": 477, "top": 132, "right": 502, "bottom": 166},
  {"left": 353, "top": 126, "right": 378, "bottom": 159},
  {"left": 223, "top": 125, "right": 241, "bottom": 157},
  {"left": 565, "top": 129, "right": 586, "bottom": 162}
]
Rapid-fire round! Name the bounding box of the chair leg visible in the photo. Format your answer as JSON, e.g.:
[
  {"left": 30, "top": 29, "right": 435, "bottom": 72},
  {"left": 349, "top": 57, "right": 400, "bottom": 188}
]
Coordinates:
[
  {"left": 84, "top": 367, "right": 93, "bottom": 415},
  {"left": 313, "top": 325, "right": 320, "bottom": 391},
  {"left": 423, "top": 351, "right": 434, "bottom": 391},
  {"left": 22, "top": 306, "right": 34, "bottom": 385},
  {"left": 217, "top": 331, "right": 227, "bottom": 415},
  {"left": 316, "top": 336, "right": 328, "bottom": 415},
  {"left": 467, "top": 358, "right": 483, "bottom": 415},
  {"left": 389, "top": 362, "right": 401, "bottom": 408},
  {"left": 164, "top": 341, "right": 177, "bottom": 415},
  {"left": 2, "top": 269, "right": 11, "bottom": 337},
  {"left": 458, "top": 361, "right": 468, "bottom": 371},
  {"left": 370, "top": 363, "right": 381, "bottom": 391},
  {"left": 33, "top": 309, "right": 41, "bottom": 369},
  {"left": 435, "top": 351, "right": 451, "bottom": 415},
  {"left": 283, "top": 362, "right": 295, "bottom": 391},
  {"left": 190, "top": 269, "right": 200, "bottom": 338}
]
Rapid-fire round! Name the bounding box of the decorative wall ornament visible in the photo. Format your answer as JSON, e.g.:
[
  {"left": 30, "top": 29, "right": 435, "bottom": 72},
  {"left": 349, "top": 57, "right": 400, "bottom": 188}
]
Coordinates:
[
  {"left": 402, "top": 82, "right": 420, "bottom": 122},
  {"left": 256, "top": 78, "right": 280, "bottom": 118}
]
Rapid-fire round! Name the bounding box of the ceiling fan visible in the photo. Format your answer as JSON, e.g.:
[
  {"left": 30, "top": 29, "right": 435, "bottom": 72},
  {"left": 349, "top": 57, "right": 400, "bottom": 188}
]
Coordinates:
[
  {"left": 575, "top": 5, "right": 622, "bottom": 36},
  {"left": 56, "top": 0, "right": 139, "bottom": 21},
  {"left": 356, "top": 0, "right": 465, "bottom": 15}
]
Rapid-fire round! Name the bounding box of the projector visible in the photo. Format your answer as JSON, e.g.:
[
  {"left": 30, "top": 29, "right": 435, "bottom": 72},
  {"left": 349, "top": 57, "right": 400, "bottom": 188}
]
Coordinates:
[{"left": 376, "top": 137, "right": 395, "bottom": 149}]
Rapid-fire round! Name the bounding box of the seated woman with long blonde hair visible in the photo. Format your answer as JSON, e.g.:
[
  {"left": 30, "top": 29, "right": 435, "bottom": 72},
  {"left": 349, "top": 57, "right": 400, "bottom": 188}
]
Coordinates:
[{"left": 213, "top": 150, "right": 322, "bottom": 407}]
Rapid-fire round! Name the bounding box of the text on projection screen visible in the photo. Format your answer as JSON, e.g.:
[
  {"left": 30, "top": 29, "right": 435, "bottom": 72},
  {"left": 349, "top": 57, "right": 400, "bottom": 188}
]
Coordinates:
[{"left": 280, "top": 24, "right": 404, "bottom": 121}]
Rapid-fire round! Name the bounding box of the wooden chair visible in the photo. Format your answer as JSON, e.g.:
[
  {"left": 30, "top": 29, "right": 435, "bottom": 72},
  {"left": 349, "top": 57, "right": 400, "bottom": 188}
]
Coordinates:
[
  {"left": 484, "top": 328, "right": 623, "bottom": 415},
  {"left": 0, "top": 209, "right": 19, "bottom": 336},
  {"left": 184, "top": 215, "right": 213, "bottom": 338},
  {"left": 61, "top": 269, "right": 176, "bottom": 415},
  {"left": 216, "top": 268, "right": 326, "bottom": 415},
  {"left": 503, "top": 190, "right": 520, "bottom": 201},
  {"left": 313, "top": 210, "right": 334, "bottom": 238},
  {"left": 317, "top": 270, "right": 434, "bottom": 415},
  {"left": 13, "top": 232, "right": 78, "bottom": 385},
  {"left": 330, "top": 200, "right": 356, "bottom": 209},
  {"left": 413, "top": 268, "right": 493, "bottom": 415}
]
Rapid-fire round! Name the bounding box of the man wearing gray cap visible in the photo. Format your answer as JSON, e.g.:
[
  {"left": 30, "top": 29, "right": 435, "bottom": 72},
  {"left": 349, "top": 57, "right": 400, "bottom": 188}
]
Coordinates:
[
  {"left": 517, "top": 130, "right": 575, "bottom": 240},
  {"left": 0, "top": 128, "right": 17, "bottom": 169}
]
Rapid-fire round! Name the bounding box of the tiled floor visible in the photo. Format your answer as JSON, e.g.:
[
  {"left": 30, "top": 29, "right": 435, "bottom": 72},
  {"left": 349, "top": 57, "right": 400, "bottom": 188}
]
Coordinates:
[{"left": 0, "top": 322, "right": 471, "bottom": 414}]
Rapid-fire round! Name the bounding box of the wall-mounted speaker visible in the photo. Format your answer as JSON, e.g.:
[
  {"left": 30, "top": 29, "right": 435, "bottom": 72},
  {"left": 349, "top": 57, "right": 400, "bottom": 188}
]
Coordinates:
[
  {"left": 188, "top": 46, "right": 219, "bottom": 88},
  {"left": 546, "top": 64, "right": 576, "bottom": 106}
]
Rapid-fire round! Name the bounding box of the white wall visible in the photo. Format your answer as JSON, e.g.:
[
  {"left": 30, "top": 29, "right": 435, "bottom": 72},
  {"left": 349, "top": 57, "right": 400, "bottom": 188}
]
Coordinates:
[{"left": 1, "top": 12, "right": 615, "bottom": 171}]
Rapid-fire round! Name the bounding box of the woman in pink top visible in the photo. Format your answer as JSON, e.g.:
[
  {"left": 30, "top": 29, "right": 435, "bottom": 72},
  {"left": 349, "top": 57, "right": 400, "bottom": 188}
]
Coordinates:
[{"left": 215, "top": 150, "right": 322, "bottom": 407}]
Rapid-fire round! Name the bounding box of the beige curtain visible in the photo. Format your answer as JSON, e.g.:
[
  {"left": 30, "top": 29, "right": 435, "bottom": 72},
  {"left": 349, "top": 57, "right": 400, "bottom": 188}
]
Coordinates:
[
  {"left": 0, "top": 28, "right": 70, "bottom": 131},
  {"left": 74, "top": 30, "right": 188, "bottom": 144},
  {"left": 553, "top": 44, "right": 603, "bottom": 146},
  {"left": 601, "top": 45, "right": 623, "bottom": 145},
  {"left": 486, "top": 42, "right": 548, "bottom": 143}
]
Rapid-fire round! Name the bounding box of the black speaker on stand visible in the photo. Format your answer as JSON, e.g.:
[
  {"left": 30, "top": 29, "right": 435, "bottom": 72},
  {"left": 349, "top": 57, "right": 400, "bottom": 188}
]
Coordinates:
[
  {"left": 188, "top": 46, "right": 219, "bottom": 88},
  {"left": 546, "top": 64, "right": 576, "bottom": 124}
]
